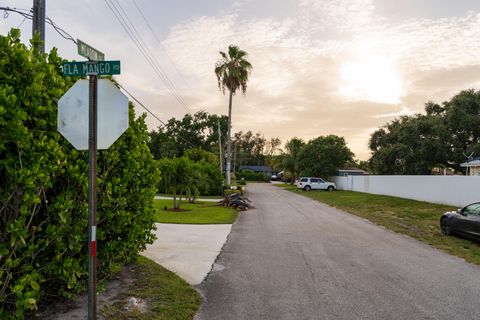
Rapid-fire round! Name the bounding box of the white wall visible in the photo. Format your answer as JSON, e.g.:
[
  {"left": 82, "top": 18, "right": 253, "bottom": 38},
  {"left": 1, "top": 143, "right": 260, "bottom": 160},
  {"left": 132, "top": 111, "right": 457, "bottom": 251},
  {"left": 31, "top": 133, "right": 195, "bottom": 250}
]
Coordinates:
[{"left": 333, "top": 175, "right": 480, "bottom": 207}]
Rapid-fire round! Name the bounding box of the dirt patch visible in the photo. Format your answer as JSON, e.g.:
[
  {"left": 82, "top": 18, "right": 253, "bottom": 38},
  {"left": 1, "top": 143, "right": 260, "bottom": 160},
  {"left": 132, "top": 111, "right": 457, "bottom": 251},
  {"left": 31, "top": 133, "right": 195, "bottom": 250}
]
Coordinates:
[{"left": 31, "top": 265, "right": 145, "bottom": 320}]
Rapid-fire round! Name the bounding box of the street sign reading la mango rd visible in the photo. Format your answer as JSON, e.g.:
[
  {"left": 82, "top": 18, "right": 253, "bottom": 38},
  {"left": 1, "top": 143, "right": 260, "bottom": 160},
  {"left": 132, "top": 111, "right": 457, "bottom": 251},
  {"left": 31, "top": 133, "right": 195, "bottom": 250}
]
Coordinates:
[{"left": 63, "top": 61, "right": 121, "bottom": 77}]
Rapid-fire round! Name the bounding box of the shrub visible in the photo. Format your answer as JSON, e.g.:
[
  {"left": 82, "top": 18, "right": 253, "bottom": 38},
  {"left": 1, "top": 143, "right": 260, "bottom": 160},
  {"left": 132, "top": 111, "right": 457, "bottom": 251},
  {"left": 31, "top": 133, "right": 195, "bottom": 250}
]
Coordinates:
[
  {"left": 237, "top": 169, "right": 267, "bottom": 182},
  {"left": 0, "top": 29, "right": 159, "bottom": 319},
  {"left": 223, "top": 189, "right": 242, "bottom": 196}
]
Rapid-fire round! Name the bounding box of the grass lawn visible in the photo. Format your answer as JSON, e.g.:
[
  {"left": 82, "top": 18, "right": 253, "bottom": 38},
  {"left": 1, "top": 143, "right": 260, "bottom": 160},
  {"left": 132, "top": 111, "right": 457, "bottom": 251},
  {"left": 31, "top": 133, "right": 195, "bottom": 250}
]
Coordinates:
[
  {"left": 276, "top": 185, "right": 480, "bottom": 265},
  {"left": 153, "top": 199, "right": 238, "bottom": 224},
  {"left": 102, "top": 255, "right": 201, "bottom": 319},
  {"left": 156, "top": 193, "right": 223, "bottom": 199}
]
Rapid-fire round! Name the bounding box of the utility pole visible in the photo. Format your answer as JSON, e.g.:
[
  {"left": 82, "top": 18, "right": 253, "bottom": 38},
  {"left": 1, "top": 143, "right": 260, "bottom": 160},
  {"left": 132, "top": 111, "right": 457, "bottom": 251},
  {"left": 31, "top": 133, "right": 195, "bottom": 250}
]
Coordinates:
[
  {"left": 217, "top": 119, "right": 223, "bottom": 174},
  {"left": 32, "top": 0, "right": 46, "bottom": 53},
  {"left": 233, "top": 143, "right": 237, "bottom": 175}
]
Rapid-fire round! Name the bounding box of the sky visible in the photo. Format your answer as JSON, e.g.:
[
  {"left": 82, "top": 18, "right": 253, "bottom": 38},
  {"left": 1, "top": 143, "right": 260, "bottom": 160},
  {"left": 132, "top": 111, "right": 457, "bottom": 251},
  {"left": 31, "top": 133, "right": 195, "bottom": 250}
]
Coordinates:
[{"left": 2, "top": 0, "right": 480, "bottom": 160}]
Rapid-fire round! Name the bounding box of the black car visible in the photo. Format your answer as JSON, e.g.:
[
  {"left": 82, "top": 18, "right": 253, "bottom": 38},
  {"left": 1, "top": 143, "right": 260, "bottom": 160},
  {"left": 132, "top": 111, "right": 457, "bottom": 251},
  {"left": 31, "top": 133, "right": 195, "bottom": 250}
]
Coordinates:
[{"left": 440, "top": 202, "right": 480, "bottom": 242}]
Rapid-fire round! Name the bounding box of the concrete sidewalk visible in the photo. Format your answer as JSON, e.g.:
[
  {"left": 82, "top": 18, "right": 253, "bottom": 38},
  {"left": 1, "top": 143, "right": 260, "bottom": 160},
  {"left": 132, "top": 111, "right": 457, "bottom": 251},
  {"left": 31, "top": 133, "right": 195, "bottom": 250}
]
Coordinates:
[{"left": 142, "top": 223, "right": 232, "bottom": 285}]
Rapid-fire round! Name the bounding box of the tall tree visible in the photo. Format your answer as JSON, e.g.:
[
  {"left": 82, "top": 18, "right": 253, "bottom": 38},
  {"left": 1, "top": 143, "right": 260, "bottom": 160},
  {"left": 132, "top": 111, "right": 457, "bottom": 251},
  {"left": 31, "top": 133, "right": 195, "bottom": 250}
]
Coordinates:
[
  {"left": 215, "top": 45, "right": 253, "bottom": 184},
  {"left": 298, "top": 135, "right": 354, "bottom": 178},
  {"left": 148, "top": 111, "right": 228, "bottom": 159},
  {"left": 367, "top": 89, "right": 480, "bottom": 174},
  {"left": 369, "top": 114, "right": 449, "bottom": 174}
]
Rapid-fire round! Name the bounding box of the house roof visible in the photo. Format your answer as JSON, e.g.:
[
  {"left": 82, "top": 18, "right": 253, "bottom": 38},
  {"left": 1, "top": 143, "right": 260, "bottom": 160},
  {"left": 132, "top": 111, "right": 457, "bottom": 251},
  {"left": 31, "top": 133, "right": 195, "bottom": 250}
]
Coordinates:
[
  {"left": 239, "top": 165, "right": 273, "bottom": 172},
  {"left": 461, "top": 158, "right": 480, "bottom": 167},
  {"left": 338, "top": 168, "right": 365, "bottom": 173}
]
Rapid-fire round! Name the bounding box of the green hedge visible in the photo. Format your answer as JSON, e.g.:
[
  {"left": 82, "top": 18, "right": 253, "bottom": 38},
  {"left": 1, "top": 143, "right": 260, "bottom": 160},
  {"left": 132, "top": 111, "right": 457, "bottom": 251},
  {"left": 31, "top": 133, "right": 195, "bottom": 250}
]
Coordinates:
[
  {"left": 0, "top": 30, "right": 160, "bottom": 319},
  {"left": 237, "top": 169, "right": 267, "bottom": 182}
]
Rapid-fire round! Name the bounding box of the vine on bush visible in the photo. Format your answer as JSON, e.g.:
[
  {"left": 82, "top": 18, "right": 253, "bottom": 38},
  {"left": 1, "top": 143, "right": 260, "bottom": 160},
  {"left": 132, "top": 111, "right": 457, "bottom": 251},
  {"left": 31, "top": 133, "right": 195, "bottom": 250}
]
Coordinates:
[{"left": 0, "top": 29, "right": 159, "bottom": 319}]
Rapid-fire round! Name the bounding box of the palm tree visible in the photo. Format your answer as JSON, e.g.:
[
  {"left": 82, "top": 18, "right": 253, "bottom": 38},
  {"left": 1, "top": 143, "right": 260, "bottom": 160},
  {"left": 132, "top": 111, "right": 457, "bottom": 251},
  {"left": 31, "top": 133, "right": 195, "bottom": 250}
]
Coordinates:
[
  {"left": 282, "top": 138, "right": 305, "bottom": 184},
  {"left": 215, "top": 45, "right": 252, "bottom": 185}
]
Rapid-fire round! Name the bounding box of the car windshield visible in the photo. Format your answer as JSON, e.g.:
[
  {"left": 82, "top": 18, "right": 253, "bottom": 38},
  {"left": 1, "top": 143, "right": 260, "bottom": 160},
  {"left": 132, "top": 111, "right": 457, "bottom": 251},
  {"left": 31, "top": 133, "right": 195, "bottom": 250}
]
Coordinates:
[
  {"left": 463, "top": 203, "right": 480, "bottom": 216},
  {"left": 300, "top": 178, "right": 308, "bottom": 182}
]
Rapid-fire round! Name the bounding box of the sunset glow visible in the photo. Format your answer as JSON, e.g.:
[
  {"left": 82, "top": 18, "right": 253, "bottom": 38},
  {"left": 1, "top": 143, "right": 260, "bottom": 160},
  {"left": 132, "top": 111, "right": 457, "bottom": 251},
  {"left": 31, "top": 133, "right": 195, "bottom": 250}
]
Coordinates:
[{"left": 340, "top": 54, "right": 403, "bottom": 104}]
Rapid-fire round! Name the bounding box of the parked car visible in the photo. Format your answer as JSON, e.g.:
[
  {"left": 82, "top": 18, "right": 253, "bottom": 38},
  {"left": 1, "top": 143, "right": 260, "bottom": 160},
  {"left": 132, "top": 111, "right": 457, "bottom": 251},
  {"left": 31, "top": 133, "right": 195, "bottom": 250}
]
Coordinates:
[
  {"left": 270, "top": 175, "right": 278, "bottom": 181},
  {"left": 297, "top": 177, "right": 336, "bottom": 191},
  {"left": 440, "top": 202, "right": 480, "bottom": 242}
]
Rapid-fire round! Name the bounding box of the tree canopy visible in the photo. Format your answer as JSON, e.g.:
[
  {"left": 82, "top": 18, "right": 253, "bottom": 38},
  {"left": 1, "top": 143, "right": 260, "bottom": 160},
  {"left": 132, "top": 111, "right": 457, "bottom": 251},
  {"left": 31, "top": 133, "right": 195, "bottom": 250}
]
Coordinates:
[
  {"left": 148, "top": 111, "right": 228, "bottom": 159},
  {"left": 298, "top": 135, "right": 354, "bottom": 178},
  {"left": 369, "top": 89, "right": 480, "bottom": 174}
]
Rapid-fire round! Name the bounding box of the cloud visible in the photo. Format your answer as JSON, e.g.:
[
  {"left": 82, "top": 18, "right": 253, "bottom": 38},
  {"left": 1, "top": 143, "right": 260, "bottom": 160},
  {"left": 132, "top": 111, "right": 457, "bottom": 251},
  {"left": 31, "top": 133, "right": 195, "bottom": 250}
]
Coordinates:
[{"left": 130, "top": 1, "right": 480, "bottom": 160}]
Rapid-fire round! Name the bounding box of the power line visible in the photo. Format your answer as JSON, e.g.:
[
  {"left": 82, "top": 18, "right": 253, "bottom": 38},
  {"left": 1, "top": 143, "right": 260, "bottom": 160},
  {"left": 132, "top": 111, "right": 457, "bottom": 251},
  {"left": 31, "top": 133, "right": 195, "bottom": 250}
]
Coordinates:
[
  {"left": 118, "top": 83, "right": 197, "bottom": 149},
  {"left": 103, "top": 0, "right": 192, "bottom": 113},
  {"left": 1, "top": 5, "right": 198, "bottom": 148},
  {"left": 0, "top": 6, "right": 77, "bottom": 44},
  {"left": 132, "top": 0, "right": 192, "bottom": 89}
]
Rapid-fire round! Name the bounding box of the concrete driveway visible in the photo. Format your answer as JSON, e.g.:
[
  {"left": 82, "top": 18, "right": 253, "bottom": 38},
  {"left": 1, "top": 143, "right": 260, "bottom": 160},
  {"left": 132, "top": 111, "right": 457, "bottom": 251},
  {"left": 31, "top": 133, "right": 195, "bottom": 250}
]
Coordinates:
[
  {"left": 197, "top": 183, "right": 480, "bottom": 320},
  {"left": 142, "top": 223, "right": 232, "bottom": 285}
]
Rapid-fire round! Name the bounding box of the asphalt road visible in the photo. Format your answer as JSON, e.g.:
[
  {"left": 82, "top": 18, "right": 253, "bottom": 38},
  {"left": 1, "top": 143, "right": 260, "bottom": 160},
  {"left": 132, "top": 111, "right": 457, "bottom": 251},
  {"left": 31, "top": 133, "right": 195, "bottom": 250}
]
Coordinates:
[{"left": 197, "top": 183, "right": 480, "bottom": 320}]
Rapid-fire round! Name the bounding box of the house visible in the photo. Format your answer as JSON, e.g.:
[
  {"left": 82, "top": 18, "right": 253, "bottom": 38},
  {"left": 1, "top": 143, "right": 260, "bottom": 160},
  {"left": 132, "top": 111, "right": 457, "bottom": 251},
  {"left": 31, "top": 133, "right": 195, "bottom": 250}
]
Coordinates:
[
  {"left": 337, "top": 168, "right": 368, "bottom": 176},
  {"left": 460, "top": 157, "right": 480, "bottom": 176},
  {"left": 238, "top": 165, "right": 276, "bottom": 178}
]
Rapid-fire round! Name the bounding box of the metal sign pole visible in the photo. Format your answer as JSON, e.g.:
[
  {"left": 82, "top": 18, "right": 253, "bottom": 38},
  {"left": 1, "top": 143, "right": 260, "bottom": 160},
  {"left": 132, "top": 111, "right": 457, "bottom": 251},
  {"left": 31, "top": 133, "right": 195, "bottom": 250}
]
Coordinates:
[{"left": 88, "top": 72, "right": 98, "bottom": 320}]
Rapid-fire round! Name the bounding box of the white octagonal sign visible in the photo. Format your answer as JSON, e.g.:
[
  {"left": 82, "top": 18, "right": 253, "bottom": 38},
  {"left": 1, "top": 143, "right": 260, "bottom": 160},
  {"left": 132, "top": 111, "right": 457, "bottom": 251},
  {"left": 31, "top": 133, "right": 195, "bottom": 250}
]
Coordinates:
[{"left": 58, "top": 79, "right": 129, "bottom": 150}]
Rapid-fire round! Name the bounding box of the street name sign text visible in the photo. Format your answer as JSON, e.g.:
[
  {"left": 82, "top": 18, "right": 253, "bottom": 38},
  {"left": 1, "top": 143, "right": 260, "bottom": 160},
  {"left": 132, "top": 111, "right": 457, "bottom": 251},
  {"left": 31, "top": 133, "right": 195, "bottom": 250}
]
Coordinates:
[
  {"left": 77, "top": 39, "right": 105, "bottom": 61},
  {"left": 63, "top": 61, "right": 121, "bottom": 77}
]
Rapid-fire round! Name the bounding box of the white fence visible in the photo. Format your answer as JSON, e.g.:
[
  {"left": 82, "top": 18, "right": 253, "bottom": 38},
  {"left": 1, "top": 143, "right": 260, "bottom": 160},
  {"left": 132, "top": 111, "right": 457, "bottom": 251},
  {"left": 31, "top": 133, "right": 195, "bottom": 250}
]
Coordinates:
[{"left": 333, "top": 175, "right": 480, "bottom": 207}]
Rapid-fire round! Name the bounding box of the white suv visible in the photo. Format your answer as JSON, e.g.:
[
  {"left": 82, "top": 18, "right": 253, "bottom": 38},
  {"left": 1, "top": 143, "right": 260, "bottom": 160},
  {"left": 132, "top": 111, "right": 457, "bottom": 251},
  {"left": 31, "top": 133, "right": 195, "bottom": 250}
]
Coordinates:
[{"left": 298, "top": 177, "right": 336, "bottom": 191}]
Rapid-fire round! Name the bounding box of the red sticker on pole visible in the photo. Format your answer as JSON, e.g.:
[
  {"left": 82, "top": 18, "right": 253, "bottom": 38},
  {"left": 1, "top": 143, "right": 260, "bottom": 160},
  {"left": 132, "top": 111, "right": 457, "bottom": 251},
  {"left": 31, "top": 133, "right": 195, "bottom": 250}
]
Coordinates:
[{"left": 91, "top": 226, "right": 96, "bottom": 257}]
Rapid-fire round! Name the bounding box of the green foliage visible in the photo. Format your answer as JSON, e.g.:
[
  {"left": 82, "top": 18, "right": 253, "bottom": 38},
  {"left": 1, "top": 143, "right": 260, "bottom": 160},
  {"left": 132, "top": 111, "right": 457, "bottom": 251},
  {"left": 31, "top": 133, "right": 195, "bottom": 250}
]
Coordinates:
[
  {"left": 279, "top": 137, "right": 305, "bottom": 184},
  {"left": 147, "top": 111, "right": 228, "bottom": 159},
  {"left": 237, "top": 169, "right": 266, "bottom": 182},
  {"left": 369, "top": 89, "right": 480, "bottom": 174},
  {"left": 0, "top": 29, "right": 159, "bottom": 318},
  {"left": 223, "top": 189, "right": 243, "bottom": 196},
  {"left": 298, "top": 135, "right": 354, "bottom": 178},
  {"left": 158, "top": 151, "right": 223, "bottom": 200},
  {"left": 157, "top": 157, "right": 196, "bottom": 209},
  {"left": 215, "top": 45, "right": 253, "bottom": 95},
  {"left": 233, "top": 131, "right": 268, "bottom": 167}
]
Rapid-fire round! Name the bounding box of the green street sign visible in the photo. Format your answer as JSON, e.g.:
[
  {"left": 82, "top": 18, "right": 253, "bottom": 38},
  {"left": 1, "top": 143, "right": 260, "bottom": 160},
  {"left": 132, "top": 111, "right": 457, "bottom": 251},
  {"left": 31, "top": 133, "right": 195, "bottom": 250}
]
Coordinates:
[
  {"left": 77, "top": 39, "right": 105, "bottom": 61},
  {"left": 63, "top": 61, "right": 121, "bottom": 77}
]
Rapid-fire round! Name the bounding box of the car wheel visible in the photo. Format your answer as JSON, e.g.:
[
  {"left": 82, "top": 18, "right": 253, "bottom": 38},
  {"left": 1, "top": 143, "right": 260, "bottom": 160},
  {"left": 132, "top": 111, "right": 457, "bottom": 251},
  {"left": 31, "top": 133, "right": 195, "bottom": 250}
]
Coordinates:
[
  {"left": 327, "top": 186, "right": 334, "bottom": 192},
  {"left": 304, "top": 185, "right": 311, "bottom": 191},
  {"left": 440, "top": 217, "right": 451, "bottom": 235}
]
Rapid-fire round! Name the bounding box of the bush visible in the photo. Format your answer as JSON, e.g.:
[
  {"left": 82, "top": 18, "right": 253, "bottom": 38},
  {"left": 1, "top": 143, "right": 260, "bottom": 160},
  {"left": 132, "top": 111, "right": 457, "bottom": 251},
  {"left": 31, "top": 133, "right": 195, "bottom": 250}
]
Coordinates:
[
  {"left": 0, "top": 30, "right": 159, "bottom": 319},
  {"left": 157, "top": 149, "right": 224, "bottom": 197},
  {"left": 223, "top": 189, "right": 242, "bottom": 196},
  {"left": 237, "top": 169, "right": 267, "bottom": 182}
]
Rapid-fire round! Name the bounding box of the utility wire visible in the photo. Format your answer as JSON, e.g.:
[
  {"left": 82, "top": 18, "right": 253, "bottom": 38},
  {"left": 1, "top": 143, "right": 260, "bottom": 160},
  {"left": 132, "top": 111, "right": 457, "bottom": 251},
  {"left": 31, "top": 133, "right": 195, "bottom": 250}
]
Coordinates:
[
  {"left": 118, "top": 83, "right": 197, "bottom": 148},
  {"left": 1, "top": 6, "right": 77, "bottom": 44},
  {"left": 112, "top": 0, "right": 181, "bottom": 93},
  {"left": 1, "top": 5, "right": 198, "bottom": 148},
  {"left": 132, "top": 0, "right": 192, "bottom": 89},
  {"left": 103, "top": 0, "right": 192, "bottom": 113}
]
